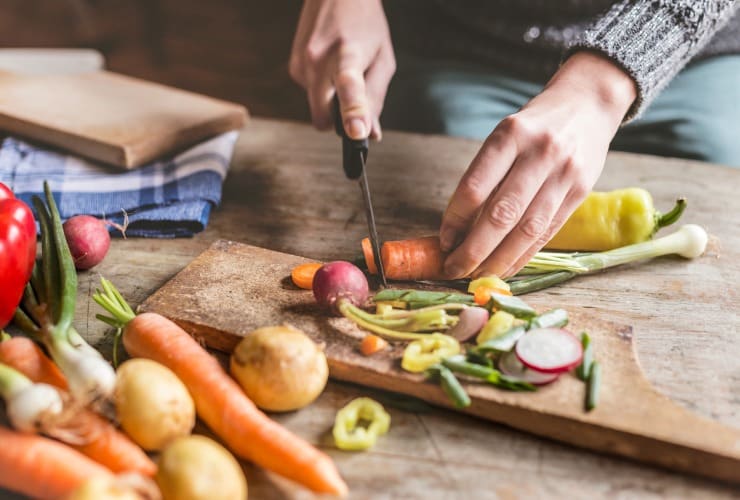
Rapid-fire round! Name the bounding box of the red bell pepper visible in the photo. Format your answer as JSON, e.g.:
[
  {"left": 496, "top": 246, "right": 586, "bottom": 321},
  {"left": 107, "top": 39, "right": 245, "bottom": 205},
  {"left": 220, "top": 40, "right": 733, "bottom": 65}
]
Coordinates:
[{"left": 0, "top": 182, "right": 37, "bottom": 328}]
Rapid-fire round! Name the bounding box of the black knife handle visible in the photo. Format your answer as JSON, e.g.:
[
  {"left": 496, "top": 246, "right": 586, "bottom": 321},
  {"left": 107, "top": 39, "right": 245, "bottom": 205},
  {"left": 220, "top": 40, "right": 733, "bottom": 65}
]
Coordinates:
[{"left": 332, "top": 97, "right": 368, "bottom": 180}]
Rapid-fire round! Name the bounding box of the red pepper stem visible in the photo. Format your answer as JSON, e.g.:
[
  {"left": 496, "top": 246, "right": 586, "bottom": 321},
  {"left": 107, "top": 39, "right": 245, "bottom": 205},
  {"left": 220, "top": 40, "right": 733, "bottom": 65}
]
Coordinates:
[{"left": 655, "top": 198, "right": 687, "bottom": 230}]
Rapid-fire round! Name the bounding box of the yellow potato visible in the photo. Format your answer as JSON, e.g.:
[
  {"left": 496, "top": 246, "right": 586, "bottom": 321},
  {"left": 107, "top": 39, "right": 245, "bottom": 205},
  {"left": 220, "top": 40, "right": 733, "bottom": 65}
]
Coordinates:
[
  {"left": 65, "top": 476, "right": 141, "bottom": 500},
  {"left": 156, "top": 435, "right": 248, "bottom": 500},
  {"left": 114, "top": 358, "right": 195, "bottom": 451},
  {"left": 230, "top": 324, "right": 328, "bottom": 412}
]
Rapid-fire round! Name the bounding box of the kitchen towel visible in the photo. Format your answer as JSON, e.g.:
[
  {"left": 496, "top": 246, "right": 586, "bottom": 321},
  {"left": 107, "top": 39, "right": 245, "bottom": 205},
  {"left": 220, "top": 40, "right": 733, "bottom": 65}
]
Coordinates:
[{"left": 0, "top": 131, "right": 239, "bottom": 237}]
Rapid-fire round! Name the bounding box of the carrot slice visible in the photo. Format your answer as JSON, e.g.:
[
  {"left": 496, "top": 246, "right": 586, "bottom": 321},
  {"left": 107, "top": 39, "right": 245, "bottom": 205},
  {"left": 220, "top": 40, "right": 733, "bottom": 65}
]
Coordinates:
[
  {"left": 360, "top": 334, "right": 389, "bottom": 356},
  {"left": 291, "top": 262, "right": 323, "bottom": 290},
  {"left": 473, "top": 286, "right": 512, "bottom": 305},
  {"left": 361, "top": 237, "right": 378, "bottom": 275}
]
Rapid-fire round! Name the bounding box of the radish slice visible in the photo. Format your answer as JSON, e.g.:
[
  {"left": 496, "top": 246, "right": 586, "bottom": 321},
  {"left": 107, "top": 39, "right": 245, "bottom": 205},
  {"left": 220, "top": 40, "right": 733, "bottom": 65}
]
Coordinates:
[
  {"left": 447, "top": 307, "right": 489, "bottom": 342},
  {"left": 515, "top": 328, "right": 583, "bottom": 374},
  {"left": 498, "top": 351, "right": 560, "bottom": 385}
]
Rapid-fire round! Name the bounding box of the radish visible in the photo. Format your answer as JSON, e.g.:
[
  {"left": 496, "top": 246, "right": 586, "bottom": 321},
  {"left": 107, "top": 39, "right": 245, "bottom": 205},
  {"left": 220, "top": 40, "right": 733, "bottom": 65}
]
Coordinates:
[
  {"left": 446, "top": 307, "right": 489, "bottom": 342},
  {"left": 498, "top": 351, "right": 560, "bottom": 385},
  {"left": 312, "top": 261, "right": 369, "bottom": 314},
  {"left": 62, "top": 215, "right": 111, "bottom": 270},
  {"left": 515, "top": 327, "right": 583, "bottom": 374}
]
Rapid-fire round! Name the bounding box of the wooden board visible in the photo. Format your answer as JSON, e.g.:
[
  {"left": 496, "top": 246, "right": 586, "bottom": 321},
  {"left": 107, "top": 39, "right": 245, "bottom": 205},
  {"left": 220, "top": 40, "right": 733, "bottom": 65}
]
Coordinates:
[
  {"left": 0, "top": 70, "right": 248, "bottom": 168},
  {"left": 140, "top": 239, "right": 740, "bottom": 485}
]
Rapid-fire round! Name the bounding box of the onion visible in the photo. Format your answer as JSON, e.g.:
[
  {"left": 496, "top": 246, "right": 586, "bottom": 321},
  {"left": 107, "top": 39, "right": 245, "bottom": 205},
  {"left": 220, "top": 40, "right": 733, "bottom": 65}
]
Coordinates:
[
  {"left": 63, "top": 215, "right": 111, "bottom": 270},
  {"left": 312, "top": 261, "right": 369, "bottom": 314}
]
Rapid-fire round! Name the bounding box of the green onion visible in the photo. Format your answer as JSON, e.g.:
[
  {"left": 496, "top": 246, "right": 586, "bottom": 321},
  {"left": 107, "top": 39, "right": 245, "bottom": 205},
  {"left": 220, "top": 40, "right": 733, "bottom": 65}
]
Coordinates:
[
  {"left": 427, "top": 364, "right": 470, "bottom": 408},
  {"left": 576, "top": 332, "right": 593, "bottom": 381},
  {"left": 442, "top": 355, "right": 535, "bottom": 392},
  {"left": 529, "top": 308, "right": 569, "bottom": 329},
  {"left": 586, "top": 361, "right": 601, "bottom": 411}
]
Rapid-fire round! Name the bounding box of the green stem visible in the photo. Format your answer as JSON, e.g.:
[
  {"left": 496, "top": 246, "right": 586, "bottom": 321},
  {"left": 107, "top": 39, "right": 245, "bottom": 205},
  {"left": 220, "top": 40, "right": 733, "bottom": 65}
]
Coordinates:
[
  {"left": 656, "top": 198, "right": 687, "bottom": 230},
  {"left": 507, "top": 271, "right": 577, "bottom": 295},
  {"left": 586, "top": 361, "right": 601, "bottom": 411},
  {"left": 30, "top": 264, "right": 45, "bottom": 307},
  {"left": 92, "top": 278, "right": 136, "bottom": 327},
  {"left": 44, "top": 182, "right": 77, "bottom": 335},
  {"left": 576, "top": 332, "right": 593, "bottom": 381},
  {"left": 428, "top": 364, "right": 470, "bottom": 408},
  {"left": 32, "top": 196, "right": 60, "bottom": 326},
  {"left": 338, "top": 302, "right": 430, "bottom": 340},
  {"left": 0, "top": 362, "right": 31, "bottom": 400},
  {"left": 442, "top": 355, "right": 535, "bottom": 392},
  {"left": 12, "top": 308, "right": 40, "bottom": 338},
  {"left": 529, "top": 308, "right": 569, "bottom": 329}
]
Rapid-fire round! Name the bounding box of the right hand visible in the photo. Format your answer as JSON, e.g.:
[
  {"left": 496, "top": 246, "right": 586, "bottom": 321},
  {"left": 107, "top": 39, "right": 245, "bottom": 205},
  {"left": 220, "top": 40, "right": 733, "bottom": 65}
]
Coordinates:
[{"left": 289, "top": 0, "right": 395, "bottom": 140}]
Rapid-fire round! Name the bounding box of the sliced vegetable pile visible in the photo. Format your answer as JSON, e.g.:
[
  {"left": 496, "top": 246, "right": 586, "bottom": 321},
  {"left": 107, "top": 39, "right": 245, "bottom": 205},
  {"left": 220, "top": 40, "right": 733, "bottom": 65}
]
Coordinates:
[{"left": 308, "top": 260, "right": 600, "bottom": 412}]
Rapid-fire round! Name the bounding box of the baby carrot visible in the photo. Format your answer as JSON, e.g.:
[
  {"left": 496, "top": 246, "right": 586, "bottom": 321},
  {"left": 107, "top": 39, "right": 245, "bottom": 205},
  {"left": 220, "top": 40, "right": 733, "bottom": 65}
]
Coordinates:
[
  {"left": 122, "top": 312, "right": 348, "bottom": 496},
  {"left": 360, "top": 334, "right": 389, "bottom": 356},
  {"left": 291, "top": 262, "right": 323, "bottom": 290},
  {"left": 0, "top": 425, "right": 113, "bottom": 499},
  {"left": 362, "top": 236, "right": 446, "bottom": 281},
  {"left": 0, "top": 336, "right": 156, "bottom": 476}
]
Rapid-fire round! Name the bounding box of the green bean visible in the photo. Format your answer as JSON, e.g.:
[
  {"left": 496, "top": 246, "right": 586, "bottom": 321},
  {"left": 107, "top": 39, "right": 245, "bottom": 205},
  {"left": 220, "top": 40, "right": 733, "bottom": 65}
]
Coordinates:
[
  {"left": 427, "top": 365, "right": 470, "bottom": 408},
  {"left": 530, "top": 308, "right": 569, "bottom": 329},
  {"left": 586, "top": 361, "right": 601, "bottom": 411},
  {"left": 489, "top": 293, "right": 536, "bottom": 318},
  {"left": 576, "top": 332, "right": 593, "bottom": 381}
]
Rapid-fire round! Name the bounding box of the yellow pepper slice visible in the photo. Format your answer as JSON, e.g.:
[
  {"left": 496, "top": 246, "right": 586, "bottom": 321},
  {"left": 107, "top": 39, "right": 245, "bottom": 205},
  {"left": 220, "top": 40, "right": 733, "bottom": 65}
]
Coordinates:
[
  {"left": 468, "top": 276, "right": 510, "bottom": 295},
  {"left": 476, "top": 310, "right": 515, "bottom": 345},
  {"left": 546, "top": 188, "right": 686, "bottom": 251},
  {"left": 401, "top": 334, "right": 460, "bottom": 373},
  {"left": 332, "top": 397, "right": 391, "bottom": 451}
]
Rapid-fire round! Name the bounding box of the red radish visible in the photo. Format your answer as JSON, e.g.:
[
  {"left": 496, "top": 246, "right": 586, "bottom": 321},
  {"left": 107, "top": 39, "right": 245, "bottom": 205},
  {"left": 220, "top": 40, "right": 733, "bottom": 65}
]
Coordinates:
[
  {"left": 62, "top": 215, "right": 110, "bottom": 270},
  {"left": 499, "top": 351, "right": 560, "bottom": 385},
  {"left": 312, "top": 261, "right": 369, "bottom": 314},
  {"left": 515, "top": 328, "right": 583, "bottom": 374},
  {"left": 447, "top": 307, "right": 489, "bottom": 342}
]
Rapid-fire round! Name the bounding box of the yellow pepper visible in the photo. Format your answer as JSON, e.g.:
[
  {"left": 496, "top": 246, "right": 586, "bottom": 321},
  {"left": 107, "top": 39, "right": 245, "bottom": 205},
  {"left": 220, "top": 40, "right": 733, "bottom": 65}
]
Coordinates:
[
  {"left": 401, "top": 334, "right": 460, "bottom": 373},
  {"left": 332, "top": 397, "right": 390, "bottom": 451},
  {"left": 476, "top": 310, "right": 515, "bottom": 345},
  {"left": 545, "top": 188, "right": 686, "bottom": 251}
]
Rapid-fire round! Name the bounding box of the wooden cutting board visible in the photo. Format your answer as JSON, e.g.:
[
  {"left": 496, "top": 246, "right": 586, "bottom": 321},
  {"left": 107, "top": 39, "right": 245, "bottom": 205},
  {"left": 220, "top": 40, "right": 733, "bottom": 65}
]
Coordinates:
[
  {"left": 0, "top": 71, "right": 247, "bottom": 168},
  {"left": 140, "top": 240, "right": 740, "bottom": 485}
]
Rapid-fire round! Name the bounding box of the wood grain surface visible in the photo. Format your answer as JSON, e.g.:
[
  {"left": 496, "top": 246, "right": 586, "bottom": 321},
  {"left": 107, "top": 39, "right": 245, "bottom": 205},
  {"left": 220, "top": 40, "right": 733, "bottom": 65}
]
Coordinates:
[
  {"left": 0, "top": 70, "right": 248, "bottom": 168},
  {"left": 4, "top": 118, "right": 740, "bottom": 499}
]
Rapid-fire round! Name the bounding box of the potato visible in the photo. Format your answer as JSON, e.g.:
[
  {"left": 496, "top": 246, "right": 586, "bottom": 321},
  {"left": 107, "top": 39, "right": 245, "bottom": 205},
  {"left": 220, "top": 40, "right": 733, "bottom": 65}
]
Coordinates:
[
  {"left": 114, "top": 358, "right": 195, "bottom": 451},
  {"left": 230, "top": 324, "right": 328, "bottom": 412},
  {"left": 156, "top": 435, "right": 247, "bottom": 500},
  {"left": 65, "top": 476, "right": 141, "bottom": 500}
]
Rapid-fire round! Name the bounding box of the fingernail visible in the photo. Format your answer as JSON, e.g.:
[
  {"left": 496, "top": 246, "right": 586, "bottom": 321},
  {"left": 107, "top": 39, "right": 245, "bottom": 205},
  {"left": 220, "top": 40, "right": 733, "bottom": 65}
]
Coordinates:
[
  {"left": 439, "top": 229, "right": 455, "bottom": 252},
  {"left": 444, "top": 261, "right": 465, "bottom": 279},
  {"left": 347, "top": 118, "right": 367, "bottom": 139}
]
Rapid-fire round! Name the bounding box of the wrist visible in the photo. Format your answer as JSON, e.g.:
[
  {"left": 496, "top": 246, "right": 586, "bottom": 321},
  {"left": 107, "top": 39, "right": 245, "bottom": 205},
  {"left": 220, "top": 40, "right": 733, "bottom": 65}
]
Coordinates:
[{"left": 546, "top": 51, "right": 637, "bottom": 127}]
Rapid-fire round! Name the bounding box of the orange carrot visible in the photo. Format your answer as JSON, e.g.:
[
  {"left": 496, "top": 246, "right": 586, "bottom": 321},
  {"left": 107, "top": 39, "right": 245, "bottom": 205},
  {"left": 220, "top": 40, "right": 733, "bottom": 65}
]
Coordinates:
[
  {"left": 473, "top": 286, "right": 512, "bottom": 305},
  {"left": 123, "top": 312, "right": 348, "bottom": 496},
  {"left": 360, "top": 334, "right": 389, "bottom": 356},
  {"left": 291, "top": 262, "right": 323, "bottom": 290},
  {"left": 0, "top": 337, "right": 156, "bottom": 477},
  {"left": 362, "top": 235, "right": 446, "bottom": 281},
  {"left": 0, "top": 425, "right": 114, "bottom": 499},
  {"left": 0, "top": 336, "right": 67, "bottom": 390}
]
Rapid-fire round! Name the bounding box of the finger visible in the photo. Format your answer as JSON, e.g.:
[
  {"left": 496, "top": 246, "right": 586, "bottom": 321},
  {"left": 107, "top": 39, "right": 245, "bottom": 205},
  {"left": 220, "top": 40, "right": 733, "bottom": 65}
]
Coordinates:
[
  {"left": 333, "top": 45, "right": 372, "bottom": 139},
  {"left": 306, "top": 70, "right": 335, "bottom": 130},
  {"left": 365, "top": 44, "right": 396, "bottom": 121},
  {"left": 499, "top": 185, "right": 587, "bottom": 278},
  {"left": 439, "top": 127, "right": 517, "bottom": 253},
  {"left": 442, "top": 149, "right": 551, "bottom": 279},
  {"left": 472, "top": 180, "right": 569, "bottom": 279}
]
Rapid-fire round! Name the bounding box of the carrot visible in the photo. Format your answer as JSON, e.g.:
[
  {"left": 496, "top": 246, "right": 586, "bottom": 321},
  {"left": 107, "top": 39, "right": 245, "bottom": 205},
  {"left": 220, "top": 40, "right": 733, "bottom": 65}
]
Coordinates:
[
  {"left": 362, "top": 235, "right": 446, "bottom": 281},
  {"left": 291, "top": 262, "right": 323, "bottom": 290},
  {"left": 0, "top": 336, "right": 68, "bottom": 390},
  {"left": 0, "top": 425, "right": 114, "bottom": 499},
  {"left": 123, "top": 312, "right": 348, "bottom": 496},
  {"left": 0, "top": 336, "right": 156, "bottom": 477},
  {"left": 360, "top": 334, "right": 389, "bottom": 356}
]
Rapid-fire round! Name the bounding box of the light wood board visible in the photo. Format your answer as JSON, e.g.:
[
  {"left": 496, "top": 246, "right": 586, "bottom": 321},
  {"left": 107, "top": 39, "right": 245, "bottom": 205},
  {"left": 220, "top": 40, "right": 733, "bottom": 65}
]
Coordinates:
[
  {"left": 140, "top": 240, "right": 740, "bottom": 485},
  {"left": 0, "top": 70, "right": 248, "bottom": 168}
]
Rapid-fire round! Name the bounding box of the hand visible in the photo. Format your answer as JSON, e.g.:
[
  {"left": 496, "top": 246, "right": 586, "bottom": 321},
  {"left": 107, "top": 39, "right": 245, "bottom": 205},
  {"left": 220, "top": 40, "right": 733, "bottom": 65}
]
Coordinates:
[
  {"left": 289, "top": 0, "right": 395, "bottom": 140},
  {"left": 440, "top": 52, "right": 637, "bottom": 279}
]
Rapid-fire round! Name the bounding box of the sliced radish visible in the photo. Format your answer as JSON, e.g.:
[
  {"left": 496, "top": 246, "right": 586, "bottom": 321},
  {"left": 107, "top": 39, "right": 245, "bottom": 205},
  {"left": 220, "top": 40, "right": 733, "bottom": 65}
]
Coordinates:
[
  {"left": 447, "top": 307, "right": 489, "bottom": 342},
  {"left": 498, "top": 351, "right": 560, "bottom": 385},
  {"left": 515, "top": 327, "right": 583, "bottom": 374}
]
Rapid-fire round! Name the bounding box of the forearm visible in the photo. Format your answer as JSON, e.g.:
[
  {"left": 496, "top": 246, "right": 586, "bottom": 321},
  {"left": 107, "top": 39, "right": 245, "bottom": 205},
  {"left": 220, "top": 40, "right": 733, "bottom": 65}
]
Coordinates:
[{"left": 567, "top": 0, "right": 739, "bottom": 120}]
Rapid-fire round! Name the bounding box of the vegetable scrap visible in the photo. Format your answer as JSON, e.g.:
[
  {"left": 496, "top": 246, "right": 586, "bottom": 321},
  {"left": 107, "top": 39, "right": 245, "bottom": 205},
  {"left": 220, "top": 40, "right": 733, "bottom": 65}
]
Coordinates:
[
  {"left": 401, "top": 334, "right": 460, "bottom": 373},
  {"left": 333, "top": 397, "right": 390, "bottom": 451},
  {"left": 291, "top": 262, "right": 323, "bottom": 290},
  {"left": 360, "top": 334, "right": 389, "bottom": 356}
]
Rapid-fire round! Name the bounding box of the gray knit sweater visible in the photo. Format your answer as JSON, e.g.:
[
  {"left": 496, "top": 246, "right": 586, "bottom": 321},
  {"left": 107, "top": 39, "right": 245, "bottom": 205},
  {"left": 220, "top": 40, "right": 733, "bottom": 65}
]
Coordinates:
[{"left": 388, "top": 1, "right": 740, "bottom": 119}]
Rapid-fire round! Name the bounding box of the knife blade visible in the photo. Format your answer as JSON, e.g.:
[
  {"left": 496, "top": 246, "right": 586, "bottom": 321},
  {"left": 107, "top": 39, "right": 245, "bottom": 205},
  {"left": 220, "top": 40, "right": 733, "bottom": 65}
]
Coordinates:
[{"left": 333, "top": 98, "right": 387, "bottom": 286}]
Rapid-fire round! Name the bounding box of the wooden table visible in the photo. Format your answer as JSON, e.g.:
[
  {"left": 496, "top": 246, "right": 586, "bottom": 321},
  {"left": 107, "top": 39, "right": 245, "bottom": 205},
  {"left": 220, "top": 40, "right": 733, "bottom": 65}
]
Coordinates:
[{"left": 5, "top": 118, "right": 740, "bottom": 499}]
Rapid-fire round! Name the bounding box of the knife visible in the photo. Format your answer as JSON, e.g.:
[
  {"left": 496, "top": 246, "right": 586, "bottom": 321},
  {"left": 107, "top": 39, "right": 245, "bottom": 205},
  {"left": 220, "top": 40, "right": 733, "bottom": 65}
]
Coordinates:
[{"left": 333, "top": 98, "right": 387, "bottom": 287}]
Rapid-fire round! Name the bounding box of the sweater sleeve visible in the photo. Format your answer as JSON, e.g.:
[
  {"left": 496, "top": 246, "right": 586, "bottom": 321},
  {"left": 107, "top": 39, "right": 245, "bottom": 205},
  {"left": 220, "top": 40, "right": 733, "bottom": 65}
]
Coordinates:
[{"left": 567, "top": 1, "right": 739, "bottom": 121}]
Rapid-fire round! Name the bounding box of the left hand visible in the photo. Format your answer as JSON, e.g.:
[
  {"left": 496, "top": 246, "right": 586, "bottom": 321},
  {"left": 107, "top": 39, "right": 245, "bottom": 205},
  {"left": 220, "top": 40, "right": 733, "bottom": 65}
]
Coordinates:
[{"left": 439, "top": 52, "right": 637, "bottom": 279}]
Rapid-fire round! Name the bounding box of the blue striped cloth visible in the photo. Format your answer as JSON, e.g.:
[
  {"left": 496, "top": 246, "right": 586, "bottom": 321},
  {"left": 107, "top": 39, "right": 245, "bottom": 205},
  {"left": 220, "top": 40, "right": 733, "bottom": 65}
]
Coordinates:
[{"left": 0, "top": 131, "right": 238, "bottom": 237}]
